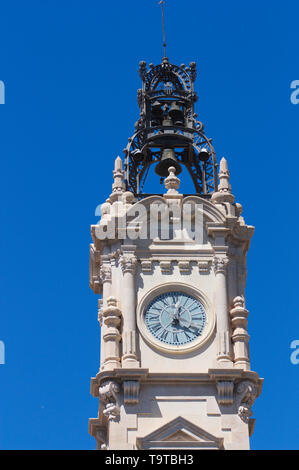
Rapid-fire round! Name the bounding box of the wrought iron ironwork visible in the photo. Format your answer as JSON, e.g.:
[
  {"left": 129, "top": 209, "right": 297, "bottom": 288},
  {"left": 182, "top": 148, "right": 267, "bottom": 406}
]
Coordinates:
[{"left": 124, "top": 57, "right": 218, "bottom": 198}]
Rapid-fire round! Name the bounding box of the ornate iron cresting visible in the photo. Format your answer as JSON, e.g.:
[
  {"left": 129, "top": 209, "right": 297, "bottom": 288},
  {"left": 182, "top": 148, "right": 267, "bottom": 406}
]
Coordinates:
[{"left": 124, "top": 57, "right": 218, "bottom": 198}]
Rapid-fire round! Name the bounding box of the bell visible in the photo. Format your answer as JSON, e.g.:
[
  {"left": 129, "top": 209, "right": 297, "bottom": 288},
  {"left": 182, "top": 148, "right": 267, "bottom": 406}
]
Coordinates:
[
  {"left": 151, "top": 101, "right": 163, "bottom": 117},
  {"left": 198, "top": 148, "right": 210, "bottom": 162},
  {"left": 162, "top": 116, "right": 173, "bottom": 126},
  {"left": 169, "top": 101, "right": 184, "bottom": 124},
  {"left": 151, "top": 101, "right": 163, "bottom": 126},
  {"left": 155, "top": 148, "right": 182, "bottom": 177}
]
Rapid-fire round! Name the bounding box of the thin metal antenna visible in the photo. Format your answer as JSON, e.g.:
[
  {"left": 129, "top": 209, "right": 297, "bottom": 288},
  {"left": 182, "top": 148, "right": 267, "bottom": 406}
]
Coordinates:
[{"left": 159, "top": 1, "right": 167, "bottom": 58}]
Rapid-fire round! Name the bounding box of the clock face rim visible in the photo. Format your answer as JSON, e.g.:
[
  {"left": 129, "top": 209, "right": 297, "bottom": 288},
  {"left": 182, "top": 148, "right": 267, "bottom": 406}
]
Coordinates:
[{"left": 137, "top": 282, "right": 215, "bottom": 355}]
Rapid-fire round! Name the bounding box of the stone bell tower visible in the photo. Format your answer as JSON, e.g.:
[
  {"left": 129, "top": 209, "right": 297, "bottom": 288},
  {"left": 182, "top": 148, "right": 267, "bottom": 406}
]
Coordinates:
[{"left": 88, "top": 58, "right": 263, "bottom": 450}]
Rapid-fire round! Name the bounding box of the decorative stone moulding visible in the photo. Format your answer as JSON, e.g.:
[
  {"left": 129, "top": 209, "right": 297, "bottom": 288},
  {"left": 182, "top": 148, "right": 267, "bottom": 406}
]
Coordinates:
[
  {"left": 160, "top": 260, "right": 172, "bottom": 273},
  {"left": 89, "top": 244, "right": 102, "bottom": 294},
  {"left": 230, "top": 296, "right": 250, "bottom": 369},
  {"left": 212, "top": 256, "right": 229, "bottom": 274},
  {"left": 140, "top": 260, "right": 153, "bottom": 273},
  {"left": 98, "top": 299, "right": 103, "bottom": 326},
  {"left": 178, "top": 261, "right": 190, "bottom": 273},
  {"left": 88, "top": 418, "right": 108, "bottom": 450},
  {"left": 99, "top": 381, "right": 120, "bottom": 422},
  {"left": 120, "top": 254, "right": 137, "bottom": 275},
  {"left": 236, "top": 380, "right": 258, "bottom": 423},
  {"left": 99, "top": 263, "right": 112, "bottom": 283},
  {"left": 102, "top": 297, "right": 122, "bottom": 370},
  {"left": 216, "top": 381, "right": 234, "bottom": 405},
  {"left": 198, "top": 259, "right": 212, "bottom": 273},
  {"left": 123, "top": 381, "right": 140, "bottom": 405}
]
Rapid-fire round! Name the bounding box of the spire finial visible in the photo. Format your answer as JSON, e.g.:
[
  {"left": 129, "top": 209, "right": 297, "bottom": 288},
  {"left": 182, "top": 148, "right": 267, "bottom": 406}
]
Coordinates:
[
  {"left": 164, "top": 166, "right": 180, "bottom": 193},
  {"left": 211, "top": 157, "right": 235, "bottom": 205},
  {"left": 110, "top": 156, "right": 125, "bottom": 202},
  {"left": 159, "top": 1, "right": 167, "bottom": 59}
]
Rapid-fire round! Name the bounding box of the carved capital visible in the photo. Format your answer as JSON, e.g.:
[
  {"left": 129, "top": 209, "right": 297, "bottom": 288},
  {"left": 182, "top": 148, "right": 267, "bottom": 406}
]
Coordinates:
[
  {"left": 99, "top": 381, "right": 120, "bottom": 422},
  {"left": 213, "top": 256, "right": 229, "bottom": 274},
  {"left": 99, "top": 264, "right": 112, "bottom": 283},
  {"left": 120, "top": 255, "right": 137, "bottom": 274},
  {"left": 236, "top": 380, "right": 258, "bottom": 423}
]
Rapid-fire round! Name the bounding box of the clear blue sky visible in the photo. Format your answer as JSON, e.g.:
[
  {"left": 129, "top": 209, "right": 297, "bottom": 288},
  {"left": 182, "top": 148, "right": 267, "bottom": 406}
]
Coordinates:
[{"left": 0, "top": 0, "right": 298, "bottom": 450}]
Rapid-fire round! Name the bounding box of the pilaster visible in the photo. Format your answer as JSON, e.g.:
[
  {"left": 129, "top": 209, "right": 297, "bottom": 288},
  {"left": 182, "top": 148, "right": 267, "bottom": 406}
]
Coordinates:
[
  {"left": 212, "top": 256, "right": 233, "bottom": 366},
  {"left": 120, "top": 245, "right": 140, "bottom": 368}
]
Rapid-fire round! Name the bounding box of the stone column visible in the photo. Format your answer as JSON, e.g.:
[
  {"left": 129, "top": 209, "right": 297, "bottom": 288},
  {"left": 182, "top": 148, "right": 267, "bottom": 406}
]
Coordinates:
[
  {"left": 120, "top": 246, "right": 139, "bottom": 368},
  {"left": 213, "top": 256, "right": 232, "bottom": 364},
  {"left": 230, "top": 296, "right": 250, "bottom": 370},
  {"left": 102, "top": 297, "right": 122, "bottom": 370},
  {"left": 99, "top": 258, "right": 112, "bottom": 370}
]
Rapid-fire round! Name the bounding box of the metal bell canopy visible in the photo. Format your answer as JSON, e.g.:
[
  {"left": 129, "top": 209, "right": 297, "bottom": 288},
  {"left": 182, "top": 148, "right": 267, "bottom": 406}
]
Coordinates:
[{"left": 124, "top": 57, "right": 218, "bottom": 197}]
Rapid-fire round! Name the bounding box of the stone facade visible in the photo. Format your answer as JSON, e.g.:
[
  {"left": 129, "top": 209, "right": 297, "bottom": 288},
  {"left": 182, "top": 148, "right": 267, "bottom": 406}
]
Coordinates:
[{"left": 88, "top": 156, "right": 263, "bottom": 450}]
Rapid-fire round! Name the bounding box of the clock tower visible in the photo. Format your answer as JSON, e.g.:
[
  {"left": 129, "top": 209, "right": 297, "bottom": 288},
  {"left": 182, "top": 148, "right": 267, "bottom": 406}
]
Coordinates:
[{"left": 88, "top": 57, "right": 263, "bottom": 450}]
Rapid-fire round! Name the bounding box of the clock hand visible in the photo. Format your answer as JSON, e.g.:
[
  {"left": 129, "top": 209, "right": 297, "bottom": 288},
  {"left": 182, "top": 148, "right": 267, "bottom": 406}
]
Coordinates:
[
  {"left": 178, "top": 318, "right": 200, "bottom": 330},
  {"left": 173, "top": 298, "right": 182, "bottom": 319},
  {"left": 164, "top": 319, "right": 174, "bottom": 329}
]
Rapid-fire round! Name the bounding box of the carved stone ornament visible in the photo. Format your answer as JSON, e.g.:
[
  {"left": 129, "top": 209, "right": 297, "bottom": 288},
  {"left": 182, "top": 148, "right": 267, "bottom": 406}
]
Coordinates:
[
  {"left": 95, "top": 428, "right": 107, "bottom": 450},
  {"left": 160, "top": 260, "right": 172, "bottom": 273},
  {"left": 98, "top": 299, "right": 104, "bottom": 326},
  {"left": 216, "top": 381, "right": 234, "bottom": 405},
  {"left": 236, "top": 380, "right": 258, "bottom": 423},
  {"left": 164, "top": 166, "right": 180, "bottom": 193},
  {"left": 198, "top": 260, "right": 211, "bottom": 273},
  {"left": 141, "top": 260, "right": 153, "bottom": 272},
  {"left": 120, "top": 255, "right": 137, "bottom": 274},
  {"left": 99, "top": 381, "right": 120, "bottom": 421},
  {"left": 123, "top": 381, "right": 140, "bottom": 405},
  {"left": 99, "top": 264, "right": 112, "bottom": 283},
  {"left": 212, "top": 256, "right": 229, "bottom": 274},
  {"left": 178, "top": 261, "right": 190, "bottom": 273}
]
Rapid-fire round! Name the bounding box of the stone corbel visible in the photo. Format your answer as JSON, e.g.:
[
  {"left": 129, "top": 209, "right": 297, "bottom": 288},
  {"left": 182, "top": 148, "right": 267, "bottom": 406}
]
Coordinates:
[
  {"left": 160, "top": 260, "right": 172, "bottom": 273},
  {"left": 236, "top": 380, "right": 258, "bottom": 423},
  {"left": 216, "top": 381, "right": 234, "bottom": 405},
  {"left": 99, "top": 381, "right": 120, "bottom": 422},
  {"left": 88, "top": 419, "right": 108, "bottom": 450},
  {"left": 178, "top": 261, "right": 190, "bottom": 273},
  {"left": 89, "top": 244, "right": 102, "bottom": 294},
  {"left": 198, "top": 259, "right": 212, "bottom": 273},
  {"left": 141, "top": 260, "right": 153, "bottom": 273},
  {"left": 123, "top": 381, "right": 140, "bottom": 405}
]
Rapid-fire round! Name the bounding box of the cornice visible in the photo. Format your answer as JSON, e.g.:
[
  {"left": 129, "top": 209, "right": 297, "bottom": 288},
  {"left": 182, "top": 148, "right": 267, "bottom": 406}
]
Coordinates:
[{"left": 90, "top": 369, "right": 263, "bottom": 397}]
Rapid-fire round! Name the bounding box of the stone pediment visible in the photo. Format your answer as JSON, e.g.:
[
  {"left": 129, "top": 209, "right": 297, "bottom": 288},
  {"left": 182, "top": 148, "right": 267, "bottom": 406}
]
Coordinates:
[{"left": 136, "top": 416, "right": 224, "bottom": 450}]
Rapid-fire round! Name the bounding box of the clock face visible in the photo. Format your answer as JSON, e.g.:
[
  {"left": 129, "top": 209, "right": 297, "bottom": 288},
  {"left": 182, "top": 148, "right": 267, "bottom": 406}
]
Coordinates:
[{"left": 144, "top": 291, "right": 207, "bottom": 346}]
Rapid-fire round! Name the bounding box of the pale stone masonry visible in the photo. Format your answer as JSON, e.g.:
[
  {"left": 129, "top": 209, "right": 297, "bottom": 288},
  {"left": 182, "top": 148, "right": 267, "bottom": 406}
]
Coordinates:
[{"left": 88, "top": 156, "right": 263, "bottom": 450}]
